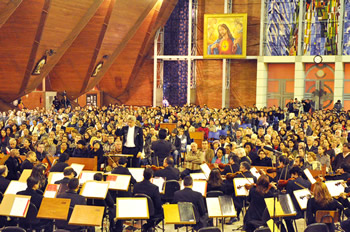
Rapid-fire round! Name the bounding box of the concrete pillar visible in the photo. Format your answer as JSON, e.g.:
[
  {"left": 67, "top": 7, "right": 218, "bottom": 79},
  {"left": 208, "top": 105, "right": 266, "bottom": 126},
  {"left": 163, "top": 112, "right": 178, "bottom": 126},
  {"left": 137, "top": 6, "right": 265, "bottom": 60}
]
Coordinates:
[
  {"left": 256, "top": 58, "right": 268, "bottom": 108},
  {"left": 294, "top": 59, "right": 305, "bottom": 100},
  {"left": 334, "top": 60, "right": 344, "bottom": 103}
]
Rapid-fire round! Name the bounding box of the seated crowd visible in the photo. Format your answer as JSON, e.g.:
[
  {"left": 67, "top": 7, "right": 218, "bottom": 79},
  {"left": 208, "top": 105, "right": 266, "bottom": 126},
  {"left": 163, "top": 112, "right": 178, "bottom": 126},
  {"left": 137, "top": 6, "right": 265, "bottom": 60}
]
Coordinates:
[{"left": 0, "top": 103, "right": 350, "bottom": 231}]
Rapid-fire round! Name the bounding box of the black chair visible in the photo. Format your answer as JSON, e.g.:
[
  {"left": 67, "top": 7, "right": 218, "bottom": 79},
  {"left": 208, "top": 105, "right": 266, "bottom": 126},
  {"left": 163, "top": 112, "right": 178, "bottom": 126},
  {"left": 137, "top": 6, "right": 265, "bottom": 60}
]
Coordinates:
[
  {"left": 245, "top": 208, "right": 270, "bottom": 232},
  {"left": 0, "top": 227, "right": 26, "bottom": 232},
  {"left": 304, "top": 223, "right": 330, "bottom": 232},
  {"left": 206, "top": 191, "right": 224, "bottom": 198},
  {"left": 19, "top": 202, "right": 42, "bottom": 230},
  {"left": 162, "top": 180, "right": 180, "bottom": 203},
  {"left": 253, "top": 227, "right": 270, "bottom": 232},
  {"left": 198, "top": 226, "right": 221, "bottom": 232}
]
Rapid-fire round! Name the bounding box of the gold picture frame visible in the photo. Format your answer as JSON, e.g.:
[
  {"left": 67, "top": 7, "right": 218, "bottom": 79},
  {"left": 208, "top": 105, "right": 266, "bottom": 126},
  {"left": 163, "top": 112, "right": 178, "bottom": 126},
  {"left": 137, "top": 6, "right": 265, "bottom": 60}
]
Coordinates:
[
  {"left": 203, "top": 13, "right": 247, "bottom": 59},
  {"left": 32, "top": 56, "right": 47, "bottom": 75}
]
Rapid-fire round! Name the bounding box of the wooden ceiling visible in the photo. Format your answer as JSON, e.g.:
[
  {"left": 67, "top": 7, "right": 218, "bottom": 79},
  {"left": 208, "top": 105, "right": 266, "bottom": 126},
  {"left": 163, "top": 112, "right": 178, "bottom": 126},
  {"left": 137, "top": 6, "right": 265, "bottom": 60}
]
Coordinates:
[{"left": 0, "top": 0, "right": 178, "bottom": 108}]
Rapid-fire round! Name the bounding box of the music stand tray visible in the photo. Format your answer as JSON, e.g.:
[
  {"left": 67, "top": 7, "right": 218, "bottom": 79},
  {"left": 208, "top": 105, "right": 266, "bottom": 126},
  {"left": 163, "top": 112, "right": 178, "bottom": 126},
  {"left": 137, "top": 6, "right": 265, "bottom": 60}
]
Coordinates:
[
  {"left": 37, "top": 198, "right": 71, "bottom": 220},
  {"left": 19, "top": 169, "right": 32, "bottom": 182},
  {"left": 69, "top": 205, "right": 104, "bottom": 227},
  {"left": 116, "top": 198, "right": 149, "bottom": 220},
  {"left": 0, "top": 194, "right": 31, "bottom": 218},
  {"left": 163, "top": 203, "right": 196, "bottom": 225}
]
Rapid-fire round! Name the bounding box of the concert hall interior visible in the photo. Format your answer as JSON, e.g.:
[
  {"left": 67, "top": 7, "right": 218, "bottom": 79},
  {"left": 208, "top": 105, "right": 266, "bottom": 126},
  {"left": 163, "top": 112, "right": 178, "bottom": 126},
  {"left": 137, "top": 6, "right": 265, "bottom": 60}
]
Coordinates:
[{"left": 1, "top": 0, "right": 350, "bottom": 231}]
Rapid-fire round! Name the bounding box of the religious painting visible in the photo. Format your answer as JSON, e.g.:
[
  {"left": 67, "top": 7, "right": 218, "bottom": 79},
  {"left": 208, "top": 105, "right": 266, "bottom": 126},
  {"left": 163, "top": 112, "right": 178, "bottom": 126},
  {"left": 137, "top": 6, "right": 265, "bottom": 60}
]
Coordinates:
[
  {"left": 204, "top": 14, "right": 247, "bottom": 59},
  {"left": 91, "top": 61, "right": 103, "bottom": 77},
  {"left": 32, "top": 56, "right": 47, "bottom": 75}
]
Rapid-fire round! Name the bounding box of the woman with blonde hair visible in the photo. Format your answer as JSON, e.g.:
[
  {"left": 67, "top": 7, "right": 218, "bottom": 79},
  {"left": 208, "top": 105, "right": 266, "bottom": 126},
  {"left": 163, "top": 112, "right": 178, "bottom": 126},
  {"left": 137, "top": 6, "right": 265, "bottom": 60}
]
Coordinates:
[{"left": 306, "top": 182, "right": 343, "bottom": 228}]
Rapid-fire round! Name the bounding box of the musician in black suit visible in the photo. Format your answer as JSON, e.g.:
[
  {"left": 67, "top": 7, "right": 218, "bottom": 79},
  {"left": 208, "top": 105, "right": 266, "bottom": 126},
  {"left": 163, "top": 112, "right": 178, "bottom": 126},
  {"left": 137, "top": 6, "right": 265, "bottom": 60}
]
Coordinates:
[
  {"left": 35, "top": 143, "right": 48, "bottom": 162},
  {"left": 17, "top": 176, "right": 43, "bottom": 209},
  {"left": 20, "top": 151, "right": 37, "bottom": 172},
  {"left": 57, "top": 178, "right": 86, "bottom": 207},
  {"left": 221, "top": 154, "right": 240, "bottom": 175},
  {"left": 54, "top": 167, "right": 76, "bottom": 185},
  {"left": 133, "top": 168, "right": 163, "bottom": 232},
  {"left": 285, "top": 166, "right": 311, "bottom": 232},
  {"left": 274, "top": 155, "right": 291, "bottom": 182},
  {"left": 111, "top": 157, "right": 136, "bottom": 184},
  {"left": 115, "top": 116, "right": 143, "bottom": 167},
  {"left": 0, "top": 165, "right": 10, "bottom": 194},
  {"left": 154, "top": 156, "right": 180, "bottom": 181},
  {"left": 50, "top": 153, "right": 69, "bottom": 172},
  {"left": 173, "top": 176, "right": 207, "bottom": 230},
  {"left": 5, "top": 149, "right": 21, "bottom": 180},
  {"left": 151, "top": 129, "right": 172, "bottom": 166}
]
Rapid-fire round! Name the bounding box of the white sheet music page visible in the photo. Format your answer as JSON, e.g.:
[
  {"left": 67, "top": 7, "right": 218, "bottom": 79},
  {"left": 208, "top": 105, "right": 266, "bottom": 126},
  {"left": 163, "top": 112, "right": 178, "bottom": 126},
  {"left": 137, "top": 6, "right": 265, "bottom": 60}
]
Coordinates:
[
  {"left": 250, "top": 167, "right": 261, "bottom": 180},
  {"left": 190, "top": 173, "right": 207, "bottom": 180},
  {"left": 293, "top": 189, "right": 311, "bottom": 210},
  {"left": 10, "top": 197, "right": 30, "bottom": 217},
  {"left": 128, "top": 168, "right": 144, "bottom": 182},
  {"left": 5, "top": 181, "right": 27, "bottom": 195},
  {"left": 233, "top": 178, "right": 254, "bottom": 196},
  {"left": 70, "top": 163, "right": 85, "bottom": 177},
  {"left": 200, "top": 163, "right": 211, "bottom": 179},
  {"left": 117, "top": 198, "right": 148, "bottom": 218},
  {"left": 82, "top": 181, "right": 108, "bottom": 199},
  {"left": 49, "top": 173, "right": 64, "bottom": 184},
  {"left": 325, "top": 180, "right": 345, "bottom": 197},
  {"left": 303, "top": 169, "right": 316, "bottom": 184},
  {"left": 206, "top": 197, "right": 222, "bottom": 217},
  {"left": 79, "top": 172, "right": 96, "bottom": 184},
  {"left": 192, "top": 180, "right": 207, "bottom": 196},
  {"left": 151, "top": 177, "right": 165, "bottom": 193},
  {"left": 107, "top": 175, "right": 131, "bottom": 190}
]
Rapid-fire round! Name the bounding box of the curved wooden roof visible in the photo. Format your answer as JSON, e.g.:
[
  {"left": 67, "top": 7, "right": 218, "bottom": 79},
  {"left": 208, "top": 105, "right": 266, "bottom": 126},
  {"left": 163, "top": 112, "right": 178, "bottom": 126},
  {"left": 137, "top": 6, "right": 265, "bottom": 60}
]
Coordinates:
[{"left": 0, "top": 0, "right": 177, "bottom": 109}]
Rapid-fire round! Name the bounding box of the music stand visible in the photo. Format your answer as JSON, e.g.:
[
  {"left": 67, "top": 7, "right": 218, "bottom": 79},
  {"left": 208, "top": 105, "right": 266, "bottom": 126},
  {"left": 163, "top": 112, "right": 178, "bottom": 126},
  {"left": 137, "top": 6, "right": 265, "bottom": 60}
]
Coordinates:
[
  {"left": 190, "top": 172, "right": 207, "bottom": 180},
  {"left": 70, "top": 163, "right": 85, "bottom": 177},
  {"left": 4, "top": 181, "right": 27, "bottom": 195},
  {"left": 79, "top": 171, "right": 103, "bottom": 184},
  {"left": 37, "top": 198, "right": 71, "bottom": 230},
  {"left": 48, "top": 172, "right": 64, "bottom": 184},
  {"left": 116, "top": 197, "right": 149, "bottom": 232},
  {"left": 80, "top": 181, "right": 109, "bottom": 199},
  {"left": 181, "top": 180, "right": 207, "bottom": 197},
  {"left": 69, "top": 205, "right": 104, "bottom": 227},
  {"left": 0, "top": 194, "right": 31, "bottom": 218},
  {"left": 128, "top": 168, "right": 145, "bottom": 182},
  {"left": 151, "top": 177, "right": 166, "bottom": 194},
  {"left": 163, "top": 203, "right": 196, "bottom": 232},
  {"left": 19, "top": 169, "right": 32, "bottom": 182},
  {"left": 43, "top": 184, "right": 60, "bottom": 198},
  {"left": 105, "top": 174, "right": 131, "bottom": 191},
  {"left": 206, "top": 196, "right": 237, "bottom": 232}
]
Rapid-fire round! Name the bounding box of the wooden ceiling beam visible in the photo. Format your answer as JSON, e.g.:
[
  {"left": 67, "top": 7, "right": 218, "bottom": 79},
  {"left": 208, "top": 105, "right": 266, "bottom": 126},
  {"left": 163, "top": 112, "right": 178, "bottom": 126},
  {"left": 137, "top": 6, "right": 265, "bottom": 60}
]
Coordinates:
[
  {"left": 113, "top": 0, "right": 178, "bottom": 102},
  {"left": 23, "top": 0, "right": 104, "bottom": 95},
  {"left": 78, "top": 0, "right": 116, "bottom": 96},
  {"left": 83, "top": 0, "right": 158, "bottom": 93},
  {"left": 18, "top": 0, "right": 51, "bottom": 96},
  {"left": 0, "top": 0, "right": 23, "bottom": 29}
]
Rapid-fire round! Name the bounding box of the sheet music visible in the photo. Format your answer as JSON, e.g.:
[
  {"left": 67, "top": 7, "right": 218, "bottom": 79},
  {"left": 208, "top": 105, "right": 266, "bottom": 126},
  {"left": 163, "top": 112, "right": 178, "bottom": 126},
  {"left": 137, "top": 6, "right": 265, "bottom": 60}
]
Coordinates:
[
  {"left": 70, "top": 163, "right": 84, "bottom": 177},
  {"left": 178, "top": 202, "right": 195, "bottom": 222},
  {"left": 151, "top": 177, "right": 165, "bottom": 193},
  {"left": 278, "top": 194, "right": 296, "bottom": 215},
  {"left": 325, "top": 180, "right": 345, "bottom": 197},
  {"left": 293, "top": 189, "right": 311, "bottom": 210},
  {"left": 117, "top": 198, "right": 148, "bottom": 218},
  {"left": 181, "top": 180, "right": 207, "bottom": 196},
  {"left": 44, "top": 184, "right": 58, "bottom": 198},
  {"left": 49, "top": 172, "right": 64, "bottom": 184},
  {"left": 128, "top": 168, "right": 144, "bottom": 182},
  {"left": 303, "top": 169, "right": 316, "bottom": 184},
  {"left": 190, "top": 173, "right": 207, "bottom": 180},
  {"left": 81, "top": 181, "right": 109, "bottom": 199},
  {"left": 200, "top": 163, "right": 211, "bottom": 179},
  {"left": 5, "top": 181, "right": 27, "bottom": 195},
  {"left": 10, "top": 197, "right": 30, "bottom": 217},
  {"left": 107, "top": 175, "right": 131, "bottom": 191},
  {"left": 233, "top": 178, "right": 254, "bottom": 196},
  {"left": 250, "top": 167, "right": 261, "bottom": 180},
  {"left": 206, "top": 198, "right": 222, "bottom": 217},
  {"left": 79, "top": 172, "right": 97, "bottom": 184},
  {"left": 219, "top": 195, "right": 237, "bottom": 217}
]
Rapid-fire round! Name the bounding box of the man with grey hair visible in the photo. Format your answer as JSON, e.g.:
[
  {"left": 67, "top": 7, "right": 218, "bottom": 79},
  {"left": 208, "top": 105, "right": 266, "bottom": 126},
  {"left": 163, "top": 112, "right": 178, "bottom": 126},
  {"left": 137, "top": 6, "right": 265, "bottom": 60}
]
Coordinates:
[{"left": 115, "top": 115, "right": 143, "bottom": 167}]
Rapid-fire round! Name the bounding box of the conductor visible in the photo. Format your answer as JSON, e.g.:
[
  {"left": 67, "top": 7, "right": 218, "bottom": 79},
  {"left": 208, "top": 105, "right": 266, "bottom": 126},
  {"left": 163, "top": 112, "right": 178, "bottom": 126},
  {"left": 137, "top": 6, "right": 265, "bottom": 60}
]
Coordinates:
[{"left": 115, "top": 115, "right": 143, "bottom": 167}]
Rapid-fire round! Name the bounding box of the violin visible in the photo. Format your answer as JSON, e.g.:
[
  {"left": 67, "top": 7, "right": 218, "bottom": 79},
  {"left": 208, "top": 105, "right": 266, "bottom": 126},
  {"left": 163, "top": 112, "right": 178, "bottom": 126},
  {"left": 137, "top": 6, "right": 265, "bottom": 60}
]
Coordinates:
[
  {"left": 141, "top": 165, "right": 165, "bottom": 172},
  {"left": 225, "top": 171, "right": 242, "bottom": 180},
  {"left": 277, "top": 177, "right": 295, "bottom": 189}
]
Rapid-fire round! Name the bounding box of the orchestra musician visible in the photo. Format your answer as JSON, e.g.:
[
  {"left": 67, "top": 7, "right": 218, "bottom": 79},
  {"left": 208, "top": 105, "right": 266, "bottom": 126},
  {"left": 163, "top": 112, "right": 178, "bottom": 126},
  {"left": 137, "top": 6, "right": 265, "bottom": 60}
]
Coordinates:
[
  {"left": 285, "top": 166, "right": 311, "bottom": 232},
  {"left": 306, "top": 182, "right": 343, "bottom": 231},
  {"left": 154, "top": 156, "right": 180, "bottom": 181},
  {"left": 252, "top": 149, "right": 272, "bottom": 167},
  {"left": 50, "top": 153, "right": 69, "bottom": 172},
  {"left": 207, "top": 168, "right": 225, "bottom": 192},
  {"left": 5, "top": 149, "right": 21, "bottom": 180},
  {"left": 20, "top": 151, "right": 37, "bottom": 172},
  {"left": 274, "top": 155, "right": 291, "bottom": 182},
  {"left": 0, "top": 165, "right": 10, "bottom": 195},
  {"left": 243, "top": 175, "right": 277, "bottom": 232},
  {"left": 221, "top": 154, "right": 240, "bottom": 175},
  {"left": 54, "top": 167, "right": 76, "bottom": 185},
  {"left": 30, "top": 164, "right": 48, "bottom": 192},
  {"left": 111, "top": 157, "right": 136, "bottom": 185}
]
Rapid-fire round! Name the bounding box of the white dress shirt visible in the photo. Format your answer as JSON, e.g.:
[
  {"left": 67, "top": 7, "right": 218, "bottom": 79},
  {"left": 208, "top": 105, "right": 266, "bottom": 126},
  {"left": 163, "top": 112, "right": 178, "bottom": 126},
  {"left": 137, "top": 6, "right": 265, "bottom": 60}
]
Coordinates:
[{"left": 125, "top": 126, "right": 136, "bottom": 147}]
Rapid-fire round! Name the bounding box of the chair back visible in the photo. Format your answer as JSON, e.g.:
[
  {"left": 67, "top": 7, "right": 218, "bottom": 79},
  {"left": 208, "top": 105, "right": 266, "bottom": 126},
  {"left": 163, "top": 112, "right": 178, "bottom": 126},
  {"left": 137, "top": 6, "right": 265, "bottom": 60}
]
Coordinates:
[
  {"left": 198, "top": 226, "right": 221, "bottom": 232},
  {"left": 208, "top": 132, "right": 220, "bottom": 141},
  {"left": 206, "top": 191, "right": 223, "bottom": 198},
  {"left": 217, "top": 130, "right": 227, "bottom": 137},
  {"left": 316, "top": 210, "right": 339, "bottom": 224},
  {"left": 134, "top": 193, "right": 155, "bottom": 217},
  {"left": 0, "top": 227, "right": 26, "bottom": 232},
  {"left": 304, "top": 223, "right": 329, "bottom": 232},
  {"left": 253, "top": 227, "right": 270, "bottom": 232},
  {"left": 163, "top": 180, "right": 180, "bottom": 202},
  {"left": 19, "top": 202, "right": 40, "bottom": 227}
]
